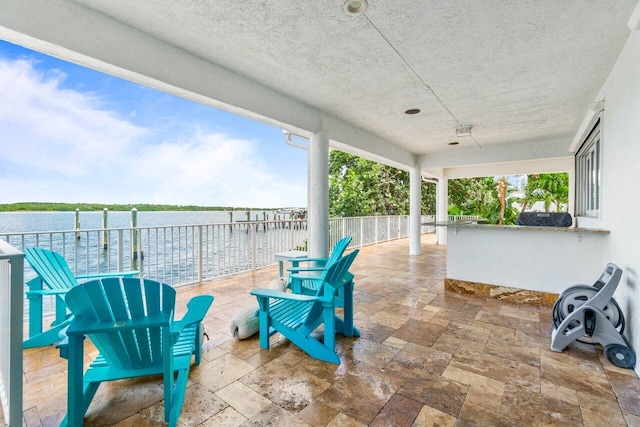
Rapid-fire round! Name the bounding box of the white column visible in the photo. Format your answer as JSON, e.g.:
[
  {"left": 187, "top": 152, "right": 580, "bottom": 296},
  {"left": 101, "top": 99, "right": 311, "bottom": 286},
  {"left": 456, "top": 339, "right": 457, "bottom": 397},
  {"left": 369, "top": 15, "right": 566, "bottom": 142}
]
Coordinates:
[
  {"left": 409, "top": 164, "right": 422, "bottom": 255},
  {"left": 436, "top": 177, "right": 448, "bottom": 245},
  {"left": 308, "top": 120, "right": 330, "bottom": 258}
]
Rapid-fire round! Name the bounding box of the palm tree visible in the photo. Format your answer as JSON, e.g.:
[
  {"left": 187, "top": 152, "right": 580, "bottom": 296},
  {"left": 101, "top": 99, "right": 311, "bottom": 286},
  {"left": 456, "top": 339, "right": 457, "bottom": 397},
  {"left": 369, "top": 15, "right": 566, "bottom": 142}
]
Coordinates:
[{"left": 518, "top": 173, "right": 569, "bottom": 212}]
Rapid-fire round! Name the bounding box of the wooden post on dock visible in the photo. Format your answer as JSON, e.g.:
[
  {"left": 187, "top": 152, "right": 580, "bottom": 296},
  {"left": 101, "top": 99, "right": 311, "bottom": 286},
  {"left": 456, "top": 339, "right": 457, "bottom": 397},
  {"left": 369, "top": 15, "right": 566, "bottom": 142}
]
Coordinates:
[
  {"left": 229, "top": 211, "right": 233, "bottom": 233},
  {"left": 131, "top": 208, "right": 142, "bottom": 260},
  {"left": 75, "top": 208, "right": 81, "bottom": 240},
  {"left": 262, "top": 212, "right": 267, "bottom": 231},
  {"left": 102, "top": 208, "right": 109, "bottom": 250}
]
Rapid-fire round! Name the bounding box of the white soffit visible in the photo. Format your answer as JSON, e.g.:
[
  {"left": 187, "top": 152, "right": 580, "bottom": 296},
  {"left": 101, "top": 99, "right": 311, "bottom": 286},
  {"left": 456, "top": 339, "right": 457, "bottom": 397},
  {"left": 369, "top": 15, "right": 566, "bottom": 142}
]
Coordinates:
[{"left": 1, "top": 0, "right": 637, "bottom": 166}]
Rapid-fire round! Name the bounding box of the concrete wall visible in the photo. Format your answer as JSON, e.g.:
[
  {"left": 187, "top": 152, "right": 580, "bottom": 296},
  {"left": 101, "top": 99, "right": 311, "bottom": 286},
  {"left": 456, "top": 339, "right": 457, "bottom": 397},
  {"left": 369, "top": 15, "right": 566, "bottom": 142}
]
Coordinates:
[
  {"left": 588, "top": 30, "right": 640, "bottom": 375},
  {"left": 446, "top": 227, "right": 608, "bottom": 294}
]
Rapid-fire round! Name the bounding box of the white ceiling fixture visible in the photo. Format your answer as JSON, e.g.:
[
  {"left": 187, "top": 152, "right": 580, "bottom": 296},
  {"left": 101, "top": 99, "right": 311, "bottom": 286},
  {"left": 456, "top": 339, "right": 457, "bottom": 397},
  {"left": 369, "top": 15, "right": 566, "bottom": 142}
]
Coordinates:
[
  {"left": 343, "top": 0, "right": 368, "bottom": 16},
  {"left": 455, "top": 125, "right": 473, "bottom": 137}
]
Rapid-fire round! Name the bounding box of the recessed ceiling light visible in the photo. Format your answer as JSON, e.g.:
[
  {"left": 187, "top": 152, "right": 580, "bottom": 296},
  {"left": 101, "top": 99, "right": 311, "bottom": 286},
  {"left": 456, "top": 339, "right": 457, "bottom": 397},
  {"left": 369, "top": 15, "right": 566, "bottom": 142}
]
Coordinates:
[
  {"left": 448, "top": 141, "right": 459, "bottom": 146},
  {"left": 404, "top": 108, "right": 420, "bottom": 115},
  {"left": 343, "top": 0, "right": 368, "bottom": 16}
]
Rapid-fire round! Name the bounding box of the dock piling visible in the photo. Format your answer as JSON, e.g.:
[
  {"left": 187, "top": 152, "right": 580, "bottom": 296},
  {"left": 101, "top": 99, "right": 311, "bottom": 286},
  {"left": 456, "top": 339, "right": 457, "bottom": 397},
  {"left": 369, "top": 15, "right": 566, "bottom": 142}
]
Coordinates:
[
  {"left": 74, "top": 209, "right": 81, "bottom": 240},
  {"left": 131, "top": 208, "right": 143, "bottom": 260},
  {"left": 102, "top": 208, "right": 109, "bottom": 250}
]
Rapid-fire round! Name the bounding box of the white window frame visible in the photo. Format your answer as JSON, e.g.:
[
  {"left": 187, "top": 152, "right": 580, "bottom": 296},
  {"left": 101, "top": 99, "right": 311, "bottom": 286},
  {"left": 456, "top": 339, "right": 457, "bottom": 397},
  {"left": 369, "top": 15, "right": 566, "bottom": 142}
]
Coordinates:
[{"left": 575, "top": 117, "right": 601, "bottom": 218}]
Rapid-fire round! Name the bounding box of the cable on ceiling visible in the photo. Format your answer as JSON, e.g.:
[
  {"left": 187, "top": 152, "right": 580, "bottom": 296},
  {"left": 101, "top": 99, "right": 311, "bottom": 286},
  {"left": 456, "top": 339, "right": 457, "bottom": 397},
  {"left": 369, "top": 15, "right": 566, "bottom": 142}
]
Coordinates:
[{"left": 363, "top": 12, "right": 482, "bottom": 148}]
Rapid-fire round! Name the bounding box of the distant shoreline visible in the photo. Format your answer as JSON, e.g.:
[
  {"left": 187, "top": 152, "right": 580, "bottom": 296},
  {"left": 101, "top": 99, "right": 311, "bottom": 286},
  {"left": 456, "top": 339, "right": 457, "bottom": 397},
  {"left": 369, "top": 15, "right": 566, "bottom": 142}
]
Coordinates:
[{"left": 0, "top": 202, "right": 279, "bottom": 212}]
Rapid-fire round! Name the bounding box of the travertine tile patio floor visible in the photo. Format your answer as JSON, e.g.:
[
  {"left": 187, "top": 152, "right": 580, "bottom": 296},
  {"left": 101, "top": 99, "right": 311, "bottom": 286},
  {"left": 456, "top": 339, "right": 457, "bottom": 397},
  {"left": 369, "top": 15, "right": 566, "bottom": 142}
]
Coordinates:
[{"left": 18, "top": 235, "right": 640, "bottom": 426}]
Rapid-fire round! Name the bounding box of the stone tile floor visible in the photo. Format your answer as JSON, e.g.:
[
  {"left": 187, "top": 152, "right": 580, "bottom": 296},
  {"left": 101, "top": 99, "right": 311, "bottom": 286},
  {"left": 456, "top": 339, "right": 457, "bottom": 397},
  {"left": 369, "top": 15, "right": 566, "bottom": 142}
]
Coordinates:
[{"left": 17, "top": 235, "right": 640, "bottom": 426}]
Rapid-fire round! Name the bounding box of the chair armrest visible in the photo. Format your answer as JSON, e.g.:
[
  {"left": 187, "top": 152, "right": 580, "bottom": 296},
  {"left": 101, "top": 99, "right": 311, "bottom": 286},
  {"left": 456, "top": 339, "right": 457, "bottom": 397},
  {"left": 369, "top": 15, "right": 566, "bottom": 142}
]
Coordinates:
[
  {"left": 75, "top": 270, "right": 138, "bottom": 279},
  {"left": 172, "top": 295, "right": 214, "bottom": 333},
  {"left": 250, "top": 288, "right": 318, "bottom": 302},
  {"left": 26, "top": 288, "right": 70, "bottom": 296},
  {"left": 289, "top": 273, "right": 324, "bottom": 282},
  {"left": 66, "top": 311, "right": 172, "bottom": 336},
  {"left": 287, "top": 266, "right": 326, "bottom": 273},
  {"left": 290, "top": 257, "right": 328, "bottom": 264}
]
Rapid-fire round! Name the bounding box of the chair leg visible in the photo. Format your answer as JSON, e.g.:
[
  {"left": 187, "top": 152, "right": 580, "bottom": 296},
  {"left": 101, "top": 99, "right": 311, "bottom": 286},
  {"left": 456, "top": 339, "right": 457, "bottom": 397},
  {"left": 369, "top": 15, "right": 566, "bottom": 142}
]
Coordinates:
[
  {"left": 168, "top": 368, "right": 190, "bottom": 427},
  {"left": 66, "top": 335, "right": 88, "bottom": 427},
  {"left": 286, "top": 332, "right": 341, "bottom": 364},
  {"left": 258, "top": 310, "right": 271, "bottom": 349},
  {"left": 323, "top": 306, "right": 336, "bottom": 353},
  {"left": 194, "top": 323, "right": 203, "bottom": 365},
  {"left": 26, "top": 278, "right": 44, "bottom": 339},
  {"left": 55, "top": 294, "right": 69, "bottom": 326},
  {"left": 163, "top": 332, "right": 175, "bottom": 423}
]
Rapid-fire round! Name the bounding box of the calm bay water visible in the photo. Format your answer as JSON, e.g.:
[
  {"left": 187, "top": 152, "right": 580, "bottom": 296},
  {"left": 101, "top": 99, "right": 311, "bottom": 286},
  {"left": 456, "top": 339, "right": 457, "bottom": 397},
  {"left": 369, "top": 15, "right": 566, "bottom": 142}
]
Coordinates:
[
  {"left": 0, "top": 210, "right": 276, "bottom": 234},
  {"left": 4, "top": 210, "right": 308, "bottom": 320}
]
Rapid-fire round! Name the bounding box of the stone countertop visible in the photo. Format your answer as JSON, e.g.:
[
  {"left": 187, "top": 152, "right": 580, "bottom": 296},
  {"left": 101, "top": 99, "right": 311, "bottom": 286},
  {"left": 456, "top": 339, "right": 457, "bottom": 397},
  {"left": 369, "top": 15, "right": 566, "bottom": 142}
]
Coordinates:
[{"left": 424, "top": 221, "right": 610, "bottom": 234}]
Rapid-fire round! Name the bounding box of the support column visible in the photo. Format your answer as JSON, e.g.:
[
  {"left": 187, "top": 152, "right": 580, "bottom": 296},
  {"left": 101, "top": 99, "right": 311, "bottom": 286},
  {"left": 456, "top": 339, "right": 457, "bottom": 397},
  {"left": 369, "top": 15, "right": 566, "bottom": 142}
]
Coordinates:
[
  {"left": 436, "top": 177, "right": 448, "bottom": 245},
  {"left": 409, "top": 164, "right": 422, "bottom": 255},
  {"left": 308, "top": 120, "right": 330, "bottom": 258}
]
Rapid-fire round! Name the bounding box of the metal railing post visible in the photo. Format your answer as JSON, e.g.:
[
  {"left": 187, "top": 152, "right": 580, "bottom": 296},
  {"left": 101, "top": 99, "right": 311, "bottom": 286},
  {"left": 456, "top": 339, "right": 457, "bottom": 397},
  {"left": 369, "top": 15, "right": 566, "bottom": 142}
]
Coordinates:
[
  {"left": 252, "top": 223, "right": 257, "bottom": 271},
  {"left": 198, "top": 225, "right": 203, "bottom": 284},
  {"left": 117, "top": 229, "right": 124, "bottom": 271},
  {"left": 374, "top": 216, "right": 378, "bottom": 243}
]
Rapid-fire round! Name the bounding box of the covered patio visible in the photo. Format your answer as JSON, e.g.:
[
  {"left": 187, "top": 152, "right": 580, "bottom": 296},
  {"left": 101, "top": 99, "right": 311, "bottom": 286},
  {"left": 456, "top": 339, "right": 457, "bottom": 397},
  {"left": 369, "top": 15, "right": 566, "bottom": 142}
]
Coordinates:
[
  {"left": 2, "top": 1, "right": 640, "bottom": 425},
  {"left": 18, "top": 236, "right": 640, "bottom": 426}
]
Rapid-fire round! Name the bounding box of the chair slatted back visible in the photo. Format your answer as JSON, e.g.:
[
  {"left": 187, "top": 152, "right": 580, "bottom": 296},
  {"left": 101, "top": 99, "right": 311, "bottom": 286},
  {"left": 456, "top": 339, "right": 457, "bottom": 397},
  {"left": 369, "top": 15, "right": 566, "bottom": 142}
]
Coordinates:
[
  {"left": 327, "top": 236, "right": 352, "bottom": 266},
  {"left": 303, "top": 250, "right": 358, "bottom": 327},
  {"left": 65, "top": 277, "right": 176, "bottom": 370},
  {"left": 323, "top": 250, "right": 358, "bottom": 296},
  {"left": 24, "top": 247, "right": 78, "bottom": 291}
]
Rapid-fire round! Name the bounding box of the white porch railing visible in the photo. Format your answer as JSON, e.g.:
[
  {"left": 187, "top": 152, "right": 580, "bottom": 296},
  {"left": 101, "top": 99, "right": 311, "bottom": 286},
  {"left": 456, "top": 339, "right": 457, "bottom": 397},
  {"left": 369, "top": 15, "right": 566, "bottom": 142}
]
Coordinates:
[
  {"left": 1, "top": 215, "right": 435, "bottom": 320},
  {"left": 0, "top": 240, "right": 23, "bottom": 427}
]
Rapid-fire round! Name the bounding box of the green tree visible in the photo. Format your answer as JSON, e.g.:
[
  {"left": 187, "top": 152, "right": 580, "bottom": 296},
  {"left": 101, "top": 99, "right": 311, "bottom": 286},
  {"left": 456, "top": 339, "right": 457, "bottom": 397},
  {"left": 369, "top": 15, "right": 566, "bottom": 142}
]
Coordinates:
[
  {"left": 448, "top": 176, "right": 519, "bottom": 225},
  {"left": 329, "top": 150, "right": 435, "bottom": 217},
  {"left": 518, "top": 173, "right": 569, "bottom": 212},
  {"left": 447, "top": 177, "right": 495, "bottom": 216}
]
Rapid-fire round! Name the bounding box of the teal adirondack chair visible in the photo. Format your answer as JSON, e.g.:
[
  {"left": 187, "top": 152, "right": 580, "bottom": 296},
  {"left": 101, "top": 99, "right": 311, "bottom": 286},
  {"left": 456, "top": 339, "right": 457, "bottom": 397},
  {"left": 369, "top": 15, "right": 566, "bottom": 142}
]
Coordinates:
[
  {"left": 23, "top": 247, "right": 138, "bottom": 348},
  {"left": 251, "top": 250, "right": 359, "bottom": 364},
  {"left": 59, "top": 277, "right": 213, "bottom": 427},
  {"left": 286, "top": 236, "right": 352, "bottom": 301}
]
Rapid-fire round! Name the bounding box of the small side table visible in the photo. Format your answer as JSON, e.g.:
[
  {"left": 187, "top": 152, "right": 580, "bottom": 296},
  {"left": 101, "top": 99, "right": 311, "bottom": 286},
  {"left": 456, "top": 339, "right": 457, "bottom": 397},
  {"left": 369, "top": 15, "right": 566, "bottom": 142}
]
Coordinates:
[{"left": 274, "top": 250, "right": 308, "bottom": 278}]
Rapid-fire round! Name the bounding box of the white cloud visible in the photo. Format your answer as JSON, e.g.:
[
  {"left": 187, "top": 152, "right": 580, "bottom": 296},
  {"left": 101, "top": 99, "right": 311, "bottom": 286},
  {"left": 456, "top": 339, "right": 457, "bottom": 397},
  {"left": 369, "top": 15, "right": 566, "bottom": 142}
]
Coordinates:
[{"left": 0, "top": 58, "right": 306, "bottom": 207}]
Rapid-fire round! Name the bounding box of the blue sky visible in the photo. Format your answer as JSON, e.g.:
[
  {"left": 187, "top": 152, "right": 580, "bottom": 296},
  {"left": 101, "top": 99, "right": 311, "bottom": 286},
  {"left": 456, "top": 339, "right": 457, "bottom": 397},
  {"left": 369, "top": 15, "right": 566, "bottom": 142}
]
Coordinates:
[{"left": 0, "top": 40, "right": 308, "bottom": 208}]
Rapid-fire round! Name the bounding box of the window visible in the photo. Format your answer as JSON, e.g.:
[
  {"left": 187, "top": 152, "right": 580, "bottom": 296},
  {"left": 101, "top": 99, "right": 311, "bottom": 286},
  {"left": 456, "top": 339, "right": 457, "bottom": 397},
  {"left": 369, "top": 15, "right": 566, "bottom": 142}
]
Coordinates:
[{"left": 575, "top": 118, "right": 601, "bottom": 217}]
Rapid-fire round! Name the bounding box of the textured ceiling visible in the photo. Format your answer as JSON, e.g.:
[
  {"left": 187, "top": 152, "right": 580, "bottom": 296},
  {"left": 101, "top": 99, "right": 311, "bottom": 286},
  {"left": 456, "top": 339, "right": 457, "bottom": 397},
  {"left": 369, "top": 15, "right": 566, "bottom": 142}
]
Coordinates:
[{"left": 75, "top": 0, "right": 635, "bottom": 156}]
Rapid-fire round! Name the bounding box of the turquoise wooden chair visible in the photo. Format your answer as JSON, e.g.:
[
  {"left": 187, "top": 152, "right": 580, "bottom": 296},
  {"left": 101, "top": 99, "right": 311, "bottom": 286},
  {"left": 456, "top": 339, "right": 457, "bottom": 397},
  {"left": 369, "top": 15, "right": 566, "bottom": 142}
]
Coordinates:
[
  {"left": 286, "top": 236, "right": 352, "bottom": 300},
  {"left": 58, "top": 277, "right": 213, "bottom": 427},
  {"left": 251, "top": 250, "right": 359, "bottom": 364},
  {"left": 23, "top": 247, "right": 138, "bottom": 348}
]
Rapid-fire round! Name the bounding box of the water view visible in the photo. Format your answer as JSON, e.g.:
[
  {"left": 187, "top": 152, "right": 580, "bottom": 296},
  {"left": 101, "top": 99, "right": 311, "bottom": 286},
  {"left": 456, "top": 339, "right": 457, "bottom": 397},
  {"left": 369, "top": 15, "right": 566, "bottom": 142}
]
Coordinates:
[
  {"left": 2, "top": 209, "right": 309, "bottom": 292},
  {"left": 0, "top": 210, "right": 279, "bottom": 234}
]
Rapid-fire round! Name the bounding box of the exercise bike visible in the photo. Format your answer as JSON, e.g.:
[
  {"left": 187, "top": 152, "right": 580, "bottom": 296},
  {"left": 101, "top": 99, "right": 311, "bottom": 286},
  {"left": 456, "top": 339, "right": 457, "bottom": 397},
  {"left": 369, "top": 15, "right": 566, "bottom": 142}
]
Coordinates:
[{"left": 550, "top": 263, "right": 636, "bottom": 369}]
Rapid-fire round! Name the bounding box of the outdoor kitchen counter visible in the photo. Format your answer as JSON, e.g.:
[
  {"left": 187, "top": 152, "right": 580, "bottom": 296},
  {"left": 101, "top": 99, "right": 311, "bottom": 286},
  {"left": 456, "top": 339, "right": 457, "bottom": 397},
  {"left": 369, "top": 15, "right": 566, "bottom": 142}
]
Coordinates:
[{"left": 443, "top": 222, "right": 611, "bottom": 297}]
